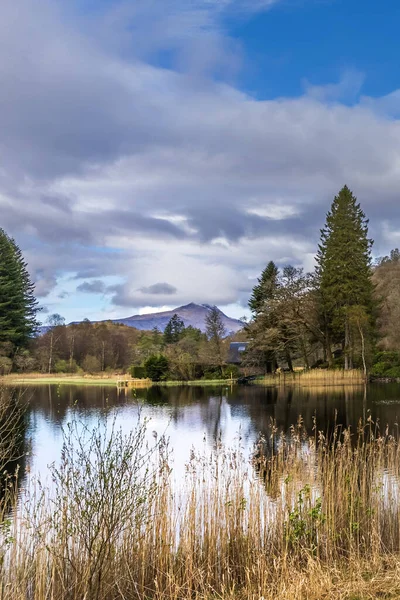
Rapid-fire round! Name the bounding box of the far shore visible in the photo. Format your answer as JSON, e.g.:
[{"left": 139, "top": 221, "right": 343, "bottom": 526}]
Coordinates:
[{"left": 0, "top": 373, "right": 238, "bottom": 387}]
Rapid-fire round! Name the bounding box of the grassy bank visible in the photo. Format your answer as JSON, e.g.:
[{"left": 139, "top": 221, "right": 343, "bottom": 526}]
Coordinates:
[
  {"left": 258, "top": 368, "right": 366, "bottom": 386},
  {"left": 0, "top": 373, "right": 121, "bottom": 386},
  {"left": 0, "top": 373, "right": 237, "bottom": 387},
  {"left": 3, "top": 416, "right": 400, "bottom": 599}
]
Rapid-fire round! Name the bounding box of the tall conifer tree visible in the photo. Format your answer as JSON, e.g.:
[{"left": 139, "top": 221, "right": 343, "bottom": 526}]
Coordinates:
[
  {"left": 0, "top": 229, "right": 38, "bottom": 354},
  {"left": 248, "top": 261, "right": 279, "bottom": 316},
  {"left": 316, "top": 186, "right": 374, "bottom": 369}
]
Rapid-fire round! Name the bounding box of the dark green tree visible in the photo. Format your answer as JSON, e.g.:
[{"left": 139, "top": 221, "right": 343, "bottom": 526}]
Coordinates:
[
  {"left": 144, "top": 354, "right": 169, "bottom": 381},
  {"left": 316, "top": 186, "right": 374, "bottom": 370},
  {"left": 247, "top": 261, "right": 280, "bottom": 372},
  {"left": 249, "top": 261, "right": 279, "bottom": 316},
  {"left": 163, "top": 314, "right": 185, "bottom": 344},
  {"left": 0, "top": 229, "right": 38, "bottom": 356}
]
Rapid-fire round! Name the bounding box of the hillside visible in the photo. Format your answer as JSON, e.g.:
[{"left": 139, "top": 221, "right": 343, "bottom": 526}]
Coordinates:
[{"left": 110, "top": 303, "right": 243, "bottom": 335}]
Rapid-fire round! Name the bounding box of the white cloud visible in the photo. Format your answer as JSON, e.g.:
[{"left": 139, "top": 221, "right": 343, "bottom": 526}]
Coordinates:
[{"left": 1, "top": 0, "right": 400, "bottom": 320}]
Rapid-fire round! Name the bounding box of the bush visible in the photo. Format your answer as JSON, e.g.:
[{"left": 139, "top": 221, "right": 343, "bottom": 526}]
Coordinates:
[
  {"left": 144, "top": 355, "right": 169, "bottom": 381},
  {"left": 82, "top": 355, "right": 101, "bottom": 374},
  {"left": 130, "top": 365, "right": 147, "bottom": 379},
  {"left": 383, "top": 367, "right": 400, "bottom": 379},
  {"left": 370, "top": 352, "right": 400, "bottom": 377},
  {"left": 54, "top": 359, "right": 68, "bottom": 373}
]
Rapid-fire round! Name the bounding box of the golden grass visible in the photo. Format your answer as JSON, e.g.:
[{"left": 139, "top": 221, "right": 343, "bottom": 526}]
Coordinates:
[
  {"left": 259, "top": 368, "right": 366, "bottom": 386},
  {"left": 3, "top": 417, "right": 400, "bottom": 599}
]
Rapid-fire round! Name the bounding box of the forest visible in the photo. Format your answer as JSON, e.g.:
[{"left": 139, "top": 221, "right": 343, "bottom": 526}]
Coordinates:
[{"left": 1, "top": 185, "right": 400, "bottom": 380}]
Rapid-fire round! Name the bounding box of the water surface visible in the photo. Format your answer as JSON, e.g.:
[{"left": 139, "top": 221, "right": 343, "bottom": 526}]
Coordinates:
[{"left": 14, "top": 382, "right": 400, "bottom": 492}]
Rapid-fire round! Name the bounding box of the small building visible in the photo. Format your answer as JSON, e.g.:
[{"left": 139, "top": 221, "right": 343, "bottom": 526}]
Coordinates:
[{"left": 227, "top": 342, "right": 249, "bottom": 364}]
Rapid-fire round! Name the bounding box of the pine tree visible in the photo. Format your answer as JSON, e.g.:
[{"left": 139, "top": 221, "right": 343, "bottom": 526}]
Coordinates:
[
  {"left": 0, "top": 229, "right": 38, "bottom": 355},
  {"left": 163, "top": 314, "right": 185, "bottom": 344},
  {"left": 316, "top": 186, "right": 374, "bottom": 369},
  {"left": 249, "top": 261, "right": 279, "bottom": 316},
  {"left": 247, "top": 261, "right": 280, "bottom": 372}
]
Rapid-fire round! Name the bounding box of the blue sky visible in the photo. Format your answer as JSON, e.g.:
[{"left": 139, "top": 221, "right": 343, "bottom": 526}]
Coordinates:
[
  {"left": 1, "top": 0, "right": 400, "bottom": 323},
  {"left": 234, "top": 0, "right": 400, "bottom": 101}
]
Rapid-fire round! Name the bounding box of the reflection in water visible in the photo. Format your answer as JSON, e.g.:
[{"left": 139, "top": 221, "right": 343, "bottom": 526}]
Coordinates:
[
  {"left": 13, "top": 382, "right": 400, "bottom": 495},
  {"left": 0, "top": 388, "right": 29, "bottom": 510}
]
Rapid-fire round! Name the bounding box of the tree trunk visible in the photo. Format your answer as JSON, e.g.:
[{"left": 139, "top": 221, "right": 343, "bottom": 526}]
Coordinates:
[
  {"left": 69, "top": 335, "right": 75, "bottom": 370},
  {"left": 285, "top": 348, "right": 294, "bottom": 372},
  {"left": 344, "top": 316, "right": 350, "bottom": 371},
  {"left": 325, "top": 330, "right": 334, "bottom": 368},
  {"left": 300, "top": 337, "right": 309, "bottom": 370},
  {"left": 48, "top": 332, "right": 54, "bottom": 374},
  {"left": 358, "top": 318, "right": 367, "bottom": 379}
]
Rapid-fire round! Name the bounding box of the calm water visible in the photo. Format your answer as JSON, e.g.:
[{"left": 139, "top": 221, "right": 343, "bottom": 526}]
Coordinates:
[{"left": 14, "top": 382, "right": 400, "bottom": 492}]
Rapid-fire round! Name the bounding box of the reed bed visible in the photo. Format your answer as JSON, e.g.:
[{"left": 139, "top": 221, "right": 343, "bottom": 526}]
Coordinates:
[
  {"left": 3, "top": 416, "right": 400, "bottom": 599},
  {"left": 259, "top": 368, "right": 365, "bottom": 386}
]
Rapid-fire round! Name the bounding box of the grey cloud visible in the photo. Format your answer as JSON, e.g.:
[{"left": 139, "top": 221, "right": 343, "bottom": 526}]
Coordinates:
[
  {"left": 58, "top": 291, "right": 70, "bottom": 299},
  {"left": 139, "top": 283, "right": 177, "bottom": 295},
  {"left": 77, "top": 280, "right": 108, "bottom": 294},
  {"left": 1, "top": 0, "right": 400, "bottom": 313}
]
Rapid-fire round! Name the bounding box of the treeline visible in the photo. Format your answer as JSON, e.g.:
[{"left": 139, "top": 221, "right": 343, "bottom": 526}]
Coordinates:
[
  {"left": 3, "top": 185, "right": 400, "bottom": 379},
  {"left": 0, "top": 308, "right": 238, "bottom": 380},
  {"left": 134, "top": 308, "right": 238, "bottom": 381},
  {"left": 245, "top": 186, "right": 400, "bottom": 376}
]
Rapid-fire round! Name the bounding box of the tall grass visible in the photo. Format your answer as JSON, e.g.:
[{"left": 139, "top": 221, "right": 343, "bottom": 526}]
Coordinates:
[
  {"left": 4, "top": 415, "right": 400, "bottom": 598},
  {"left": 259, "top": 368, "right": 366, "bottom": 386}
]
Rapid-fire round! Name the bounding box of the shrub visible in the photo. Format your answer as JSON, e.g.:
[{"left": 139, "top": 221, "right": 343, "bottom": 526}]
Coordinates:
[
  {"left": 223, "top": 365, "right": 239, "bottom": 379},
  {"left": 371, "top": 351, "right": 400, "bottom": 377},
  {"left": 130, "top": 365, "right": 147, "bottom": 379},
  {"left": 384, "top": 367, "right": 400, "bottom": 379},
  {"left": 54, "top": 359, "right": 68, "bottom": 373},
  {"left": 144, "top": 355, "right": 169, "bottom": 381},
  {"left": 82, "top": 355, "right": 101, "bottom": 374}
]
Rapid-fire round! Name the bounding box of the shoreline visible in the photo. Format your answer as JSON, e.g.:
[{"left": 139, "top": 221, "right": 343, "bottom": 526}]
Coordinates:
[{"left": 0, "top": 374, "right": 238, "bottom": 387}]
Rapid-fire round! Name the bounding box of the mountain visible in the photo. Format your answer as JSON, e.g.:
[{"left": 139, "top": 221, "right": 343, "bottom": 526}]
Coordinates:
[{"left": 110, "top": 303, "right": 244, "bottom": 335}]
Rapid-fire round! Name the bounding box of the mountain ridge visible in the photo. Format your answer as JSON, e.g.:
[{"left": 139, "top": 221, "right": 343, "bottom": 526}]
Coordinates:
[{"left": 108, "top": 303, "right": 244, "bottom": 335}]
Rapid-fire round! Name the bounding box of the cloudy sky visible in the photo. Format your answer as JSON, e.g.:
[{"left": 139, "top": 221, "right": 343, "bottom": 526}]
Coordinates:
[{"left": 2, "top": 0, "right": 400, "bottom": 323}]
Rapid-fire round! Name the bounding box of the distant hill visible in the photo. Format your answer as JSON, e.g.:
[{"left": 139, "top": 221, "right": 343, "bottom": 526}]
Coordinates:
[
  {"left": 110, "top": 303, "right": 244, "bottom": 336},
  {"left": 38, "top": 304, "right": 245, "bottom": 337}
]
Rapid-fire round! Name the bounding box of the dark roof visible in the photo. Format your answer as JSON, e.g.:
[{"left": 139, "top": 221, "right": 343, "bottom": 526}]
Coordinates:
[{"left": 227, "top": 342, "right": 249, "bottom": 364}]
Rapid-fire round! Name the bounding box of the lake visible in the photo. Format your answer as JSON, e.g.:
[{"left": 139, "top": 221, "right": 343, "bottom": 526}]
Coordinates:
[{"left": 16, "top": 382, "right": 400, "bottom": 492}]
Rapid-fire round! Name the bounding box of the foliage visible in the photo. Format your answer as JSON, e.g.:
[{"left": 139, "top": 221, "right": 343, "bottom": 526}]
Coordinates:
[
  {"left": 204, "top": 306, "right": 227, "bottom": 374},
  {"left": 316, "top": 186, "right": 374, "bottom": 369},
  {"left": 163, "top": 314, "right": 185, "bottom": 344},
  {"left": 82, "top": 354, "right": 101, "bottom": 373},
  {"left": 0, "top": 229, "right": 38, "bottom": 356},
  {"left": 48, "top": 414, "right": 162, "bottom": 599},
  {"left": 248, "top": 260, "right": 279, "bottom": 316},
  {"left": 144, "top": 354, "right": 169, "bottom": 381},
  {"left": 33, "top": 319, "right": 143, "bottom": 373},
  {"left": 130, "top": 365, "right": 147, "bottom": 378},
  {"left": 373, "top": 249, "right": 400, "bottom": 352},
  {"left": 370, "top": 351, "right": 400, "bottom": 378}
]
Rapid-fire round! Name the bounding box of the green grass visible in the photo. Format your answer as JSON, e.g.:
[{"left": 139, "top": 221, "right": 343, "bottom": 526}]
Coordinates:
[
  {"left": 1, "top": 374, "right": 237, "bottom": 387},
  {"left": 1, "top": 375, "right": 119, "bottom": 386}
]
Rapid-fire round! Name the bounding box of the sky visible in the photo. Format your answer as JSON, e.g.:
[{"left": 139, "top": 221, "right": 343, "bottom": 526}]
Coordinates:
[{"left": 1, "top": 0, "right": 400, "bottom": 324}]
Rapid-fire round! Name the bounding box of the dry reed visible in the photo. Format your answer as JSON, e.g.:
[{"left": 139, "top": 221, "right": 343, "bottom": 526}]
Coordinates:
[
  {"left": 3, "top": 416, "right": 400, "bottom": 599},
  {"left": 260, "top": 368, "right": 366, "bottom": 386}
]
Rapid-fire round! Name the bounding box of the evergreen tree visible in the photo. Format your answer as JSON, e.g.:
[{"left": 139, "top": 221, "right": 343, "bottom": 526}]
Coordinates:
[
  {"left": 163, "top": 314, "right": 185, "bottom": 344},
  {"left": 0, "top": 229, "right": 38, "bottom": 355},
  {"left": 249, "top": 261, "right": 279, "bottom": 316},
  {"left": 247, "top": 261, "right": 280, "bottom": 372},
  {"left": 316, "top": 186, "right": 374, "bottom": 369}
]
